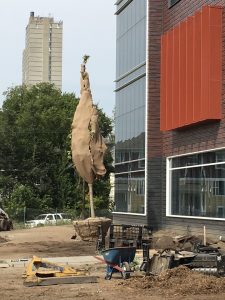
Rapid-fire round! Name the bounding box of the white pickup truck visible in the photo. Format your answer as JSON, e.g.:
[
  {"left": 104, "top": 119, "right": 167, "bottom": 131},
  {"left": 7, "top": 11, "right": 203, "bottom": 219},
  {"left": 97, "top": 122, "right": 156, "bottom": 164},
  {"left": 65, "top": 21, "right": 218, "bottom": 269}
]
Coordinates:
[{"left": 25, "top": 213, "right": 71, "bottom": 228}]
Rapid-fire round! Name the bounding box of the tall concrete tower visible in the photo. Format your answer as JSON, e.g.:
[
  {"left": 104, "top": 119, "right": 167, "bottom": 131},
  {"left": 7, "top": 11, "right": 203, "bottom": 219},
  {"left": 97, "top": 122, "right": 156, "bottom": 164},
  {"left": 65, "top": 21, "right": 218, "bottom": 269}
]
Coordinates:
[{"left": 22, "top": 12, "right": 63, "bottom": 90}]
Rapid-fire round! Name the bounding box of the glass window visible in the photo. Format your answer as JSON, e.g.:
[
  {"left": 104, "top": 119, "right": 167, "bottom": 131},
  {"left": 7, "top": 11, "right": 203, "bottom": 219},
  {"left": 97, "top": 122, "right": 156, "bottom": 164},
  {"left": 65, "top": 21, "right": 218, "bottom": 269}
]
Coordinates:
[
  {"left": 55, "top": 214, "right": 62, "bottom": 220},
  {"left": 115, "top": 174, "right": 145, "bottom": 214},
  {"left": 116, "top": 0, "right": 146, "bottom": 77},
  {"left": 168, "top": 149, "right": 225, "bottom": 219},
  {"left": 115, "top": 0, "right": 146, "bottom": 214},
  {"left": 168, "top": 0, "right": 181, "bottom": 8},
  {"left": 37, "top": 214, "right": 47, "bottom": 220},
  {"left": 172, "top": 149, "right": 225, "bottom": 168}
]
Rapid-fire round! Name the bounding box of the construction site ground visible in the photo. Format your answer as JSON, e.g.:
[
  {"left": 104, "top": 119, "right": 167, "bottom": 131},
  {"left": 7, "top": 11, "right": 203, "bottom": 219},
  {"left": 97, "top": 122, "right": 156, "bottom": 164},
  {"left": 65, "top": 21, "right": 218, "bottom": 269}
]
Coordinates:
[{"left": 1, "top": 225, "right": 225, "bottom": 300}]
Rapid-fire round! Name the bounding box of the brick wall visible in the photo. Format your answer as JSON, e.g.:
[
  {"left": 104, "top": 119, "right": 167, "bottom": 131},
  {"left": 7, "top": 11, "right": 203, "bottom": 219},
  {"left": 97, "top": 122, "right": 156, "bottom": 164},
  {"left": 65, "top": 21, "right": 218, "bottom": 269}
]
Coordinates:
[
  {"left": 146, "top": 0, "right": 164, "bottom": 229},
  {"left": 115, "top": 0, "right": 225, "bottom": 233},
  {"left": 158, "top": 0, "right": 225, "bottom": 235}
]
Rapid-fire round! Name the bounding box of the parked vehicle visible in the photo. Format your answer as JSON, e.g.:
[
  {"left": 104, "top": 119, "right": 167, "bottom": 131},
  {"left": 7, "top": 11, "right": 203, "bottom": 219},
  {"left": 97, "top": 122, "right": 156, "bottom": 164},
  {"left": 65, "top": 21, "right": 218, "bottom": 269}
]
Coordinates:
[
  {"left": 0, "top": 208, "right": 13, "bottom": 231},
  {"left": 25, "top": 213, "right": 71, "bottom": 228}
]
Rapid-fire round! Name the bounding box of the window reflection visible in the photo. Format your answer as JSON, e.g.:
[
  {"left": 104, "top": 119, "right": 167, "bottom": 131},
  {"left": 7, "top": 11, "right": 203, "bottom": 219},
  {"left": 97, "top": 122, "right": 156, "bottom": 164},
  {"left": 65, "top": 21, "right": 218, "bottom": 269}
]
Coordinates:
[
  {"left": 172, "top": 150, "right": 225, "bottom": 168},
  {"left": 115, "top": 174, "right": 145, "bottom": 214},
  {"left": 115, "top": 132, "right": 145, "bottom": 163},
  {"left": 116, "top": 0, "right": 146, "bottom": 77},
  {"left": 169, "top": 150, "right": 225, "bottom": 219},
  {"left": 115, "top": 0, "right": 146, "bottom": 214}
]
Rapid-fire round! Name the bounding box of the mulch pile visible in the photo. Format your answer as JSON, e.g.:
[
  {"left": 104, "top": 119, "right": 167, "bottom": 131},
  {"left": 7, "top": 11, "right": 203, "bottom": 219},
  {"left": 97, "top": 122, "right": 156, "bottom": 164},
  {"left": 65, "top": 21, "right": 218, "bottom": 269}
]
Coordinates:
[{"left": 120, "top": 266, "right": 225, "bottom": 297}]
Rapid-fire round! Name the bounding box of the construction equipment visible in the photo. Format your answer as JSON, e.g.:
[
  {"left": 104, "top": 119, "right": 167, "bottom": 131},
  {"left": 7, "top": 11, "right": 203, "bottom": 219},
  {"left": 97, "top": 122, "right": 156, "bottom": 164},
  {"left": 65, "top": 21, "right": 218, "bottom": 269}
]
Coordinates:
[
  {"left": 0, "top": 208, "right": 13, "bottom": 231},
  {"left": 140, "top": 244, "right": 177, "bottom": 275},
  {"left": 23, "top": 256, "right": 97, "bottom": 286},
  {"left": 140, "top": 243, "right": 225, "bottom": 277}
]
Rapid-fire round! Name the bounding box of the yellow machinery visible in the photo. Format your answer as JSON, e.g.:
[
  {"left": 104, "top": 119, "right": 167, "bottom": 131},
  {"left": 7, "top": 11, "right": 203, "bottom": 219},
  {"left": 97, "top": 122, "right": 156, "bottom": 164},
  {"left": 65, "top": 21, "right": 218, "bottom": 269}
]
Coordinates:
[{"left": 23, "top": 256, "right": 97, "bottom": 286}]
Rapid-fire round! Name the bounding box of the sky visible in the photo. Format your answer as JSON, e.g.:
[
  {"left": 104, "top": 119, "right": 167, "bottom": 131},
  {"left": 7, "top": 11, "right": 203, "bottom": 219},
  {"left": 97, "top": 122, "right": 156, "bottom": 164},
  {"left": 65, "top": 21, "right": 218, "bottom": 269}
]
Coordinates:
[{"left": 0, "top": 0, "right": 116, "bottom": 116}]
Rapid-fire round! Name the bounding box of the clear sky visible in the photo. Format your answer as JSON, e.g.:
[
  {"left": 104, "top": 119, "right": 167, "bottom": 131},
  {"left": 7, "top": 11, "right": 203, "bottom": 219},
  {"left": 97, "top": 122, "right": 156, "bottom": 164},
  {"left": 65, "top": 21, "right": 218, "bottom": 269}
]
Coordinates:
[{"left": 0, "top": 0, "right": 116, "bottom": 116}]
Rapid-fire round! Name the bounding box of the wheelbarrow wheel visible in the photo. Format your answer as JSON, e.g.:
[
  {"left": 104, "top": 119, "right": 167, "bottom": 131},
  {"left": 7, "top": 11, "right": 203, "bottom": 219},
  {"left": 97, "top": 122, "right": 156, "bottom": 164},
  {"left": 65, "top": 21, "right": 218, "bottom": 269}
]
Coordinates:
[
  {"left": 122, "top": 262, "right": 131, "bottom": 279},
  {"left": 105, "top": 273, "right": 112, "bottom": 280}
]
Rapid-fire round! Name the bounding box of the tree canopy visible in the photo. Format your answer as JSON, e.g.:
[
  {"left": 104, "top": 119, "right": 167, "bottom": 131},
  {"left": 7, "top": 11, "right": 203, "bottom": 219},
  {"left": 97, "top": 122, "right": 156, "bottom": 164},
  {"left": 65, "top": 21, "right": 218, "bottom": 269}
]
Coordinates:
[{"left": 0, "top": 83, "right": 113, "bottom": 219}]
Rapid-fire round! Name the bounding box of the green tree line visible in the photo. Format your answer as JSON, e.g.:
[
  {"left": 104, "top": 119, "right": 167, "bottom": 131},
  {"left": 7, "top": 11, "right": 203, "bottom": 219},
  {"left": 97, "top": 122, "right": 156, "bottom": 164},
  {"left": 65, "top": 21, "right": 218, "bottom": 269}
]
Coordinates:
[{"left": 0, "top": 83, "right": 114, "bottom": 220}]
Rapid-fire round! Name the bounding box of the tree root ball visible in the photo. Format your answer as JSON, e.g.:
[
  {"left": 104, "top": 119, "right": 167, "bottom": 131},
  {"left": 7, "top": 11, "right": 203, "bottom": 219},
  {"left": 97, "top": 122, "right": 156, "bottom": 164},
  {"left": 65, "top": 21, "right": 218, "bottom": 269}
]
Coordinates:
[{"left": 73, "top": 217, "right": 112, "bottom": 241}]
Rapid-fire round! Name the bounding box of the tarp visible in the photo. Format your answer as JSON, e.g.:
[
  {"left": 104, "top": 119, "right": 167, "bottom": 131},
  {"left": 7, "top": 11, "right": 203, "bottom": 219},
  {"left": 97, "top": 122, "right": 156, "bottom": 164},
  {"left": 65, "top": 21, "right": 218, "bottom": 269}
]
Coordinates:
[{"left": 71, "top": 65, "right": 107, "bottom": 184}]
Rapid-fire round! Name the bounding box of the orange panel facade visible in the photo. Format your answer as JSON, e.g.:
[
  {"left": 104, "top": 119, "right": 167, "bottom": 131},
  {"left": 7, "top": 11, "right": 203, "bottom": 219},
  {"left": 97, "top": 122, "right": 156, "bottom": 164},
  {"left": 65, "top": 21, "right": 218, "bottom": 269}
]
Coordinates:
[{"left": 160, "top": 6, "right": 222, "bottom": 131}]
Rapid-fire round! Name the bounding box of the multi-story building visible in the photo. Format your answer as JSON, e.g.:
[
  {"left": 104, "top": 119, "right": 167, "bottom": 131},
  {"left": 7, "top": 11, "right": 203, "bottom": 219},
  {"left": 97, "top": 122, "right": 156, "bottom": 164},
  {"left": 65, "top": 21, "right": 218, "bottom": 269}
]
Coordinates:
[
  {"left": 22, "top": 12, "right": 63, "bottom": 90},
  {"left": 114, "top": 0, "right": 147, "bottom": 217},
  {"left": 114, "top": 0, "right": 225, "bottom": 236}
]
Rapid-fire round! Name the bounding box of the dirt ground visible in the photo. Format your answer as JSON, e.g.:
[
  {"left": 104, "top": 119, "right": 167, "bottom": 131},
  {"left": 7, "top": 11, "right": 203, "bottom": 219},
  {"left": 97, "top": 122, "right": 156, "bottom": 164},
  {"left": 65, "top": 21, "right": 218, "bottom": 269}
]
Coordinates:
[
  {"left": 0, "top": 225, "right": 95, "bottom": 259},
  {"left": 1, "top": 225, "right": 225, "bottom": 300}
]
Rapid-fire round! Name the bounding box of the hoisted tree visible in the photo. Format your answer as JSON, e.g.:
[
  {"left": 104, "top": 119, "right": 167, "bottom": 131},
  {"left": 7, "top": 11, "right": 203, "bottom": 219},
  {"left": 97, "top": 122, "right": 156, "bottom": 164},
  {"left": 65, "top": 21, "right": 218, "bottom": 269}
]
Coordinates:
[{"left": 71, "top": 56, "right": 111, "bottom": 240}]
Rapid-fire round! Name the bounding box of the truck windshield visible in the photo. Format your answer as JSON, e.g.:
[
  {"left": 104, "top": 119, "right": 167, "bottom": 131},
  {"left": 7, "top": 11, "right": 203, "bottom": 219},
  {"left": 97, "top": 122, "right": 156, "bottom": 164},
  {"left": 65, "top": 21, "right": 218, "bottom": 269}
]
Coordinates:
[{"left": 36, "top": 215, "right": 47, "bottom": 220}]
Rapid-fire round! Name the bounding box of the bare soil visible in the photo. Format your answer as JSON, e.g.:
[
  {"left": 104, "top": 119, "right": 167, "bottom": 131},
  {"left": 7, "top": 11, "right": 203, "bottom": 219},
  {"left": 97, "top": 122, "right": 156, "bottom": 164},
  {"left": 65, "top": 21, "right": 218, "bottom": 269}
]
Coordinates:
[
  {"left": 0, "top": 225, "right": 95, "bottom": 259},
  {"left": 1, "top": 225, "right": 225, "bottom": 299}
]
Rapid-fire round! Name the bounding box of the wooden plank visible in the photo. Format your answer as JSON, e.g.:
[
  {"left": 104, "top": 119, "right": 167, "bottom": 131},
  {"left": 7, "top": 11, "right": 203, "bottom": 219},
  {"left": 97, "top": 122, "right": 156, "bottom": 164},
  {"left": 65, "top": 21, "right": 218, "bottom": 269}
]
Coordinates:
[{"left": 24, "top": 276, "right": 98, "bottom": 287}]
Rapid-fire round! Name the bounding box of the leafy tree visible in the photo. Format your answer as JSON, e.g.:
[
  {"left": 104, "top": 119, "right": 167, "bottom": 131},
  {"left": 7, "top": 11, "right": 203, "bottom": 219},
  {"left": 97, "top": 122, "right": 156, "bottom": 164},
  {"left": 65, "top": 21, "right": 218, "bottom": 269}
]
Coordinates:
[{"left": 0, "top": 83, "right": 113, "bottom": 219}]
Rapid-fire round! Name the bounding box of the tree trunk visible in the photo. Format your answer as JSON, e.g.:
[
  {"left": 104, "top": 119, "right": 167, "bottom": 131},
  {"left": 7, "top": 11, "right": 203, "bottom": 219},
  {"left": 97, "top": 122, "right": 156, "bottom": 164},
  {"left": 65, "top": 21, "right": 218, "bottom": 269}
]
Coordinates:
[
  {"left": 88, "top": 183, "right": 95, "bottom": 218},
  {"left": 80, "top": 179, "right": 86, "bottom": 219}
]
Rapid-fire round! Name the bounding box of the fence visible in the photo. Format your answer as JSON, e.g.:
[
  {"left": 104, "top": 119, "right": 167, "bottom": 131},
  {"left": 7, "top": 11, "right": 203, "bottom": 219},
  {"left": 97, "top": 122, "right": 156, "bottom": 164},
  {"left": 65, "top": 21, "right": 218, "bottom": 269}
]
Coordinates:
[{"left": 3, "top": 207, "right": 112, "bottom": 224}]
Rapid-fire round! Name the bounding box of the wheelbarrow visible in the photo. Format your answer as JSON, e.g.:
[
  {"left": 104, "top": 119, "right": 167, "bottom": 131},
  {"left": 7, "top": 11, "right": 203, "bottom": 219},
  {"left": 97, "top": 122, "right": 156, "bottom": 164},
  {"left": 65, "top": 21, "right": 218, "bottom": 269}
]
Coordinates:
[{"left": 95, "top": 246, "right": 136, "bottom": 280}]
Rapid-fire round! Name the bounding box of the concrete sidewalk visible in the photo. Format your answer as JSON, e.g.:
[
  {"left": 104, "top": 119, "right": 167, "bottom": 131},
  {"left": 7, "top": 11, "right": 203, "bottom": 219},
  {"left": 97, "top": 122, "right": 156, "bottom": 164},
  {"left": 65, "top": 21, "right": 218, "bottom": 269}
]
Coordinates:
[
  {"left": 0, "top": 255, "right": 102, "bottom": 268},
  {"left": 0, "top": 250, "right": 143, "bottom": 268}
]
